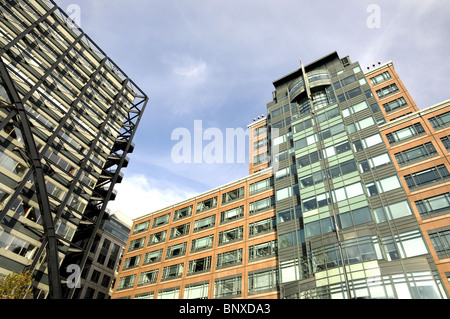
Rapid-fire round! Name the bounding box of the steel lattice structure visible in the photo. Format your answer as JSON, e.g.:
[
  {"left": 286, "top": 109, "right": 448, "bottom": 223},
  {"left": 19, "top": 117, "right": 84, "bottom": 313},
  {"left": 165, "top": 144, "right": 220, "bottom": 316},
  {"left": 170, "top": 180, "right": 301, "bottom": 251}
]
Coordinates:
[{"left": 0, "top": 0, "right": 148, "bottom": 298}]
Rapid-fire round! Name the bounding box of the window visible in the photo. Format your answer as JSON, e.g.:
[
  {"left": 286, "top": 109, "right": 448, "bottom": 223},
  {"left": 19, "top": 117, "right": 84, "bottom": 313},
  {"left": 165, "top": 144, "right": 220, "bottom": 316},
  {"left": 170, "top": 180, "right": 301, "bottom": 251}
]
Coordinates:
[
  {"left": 254, "top": 138, "right": 268, "bottom": 151},
  {"left": 133, "top": 220, "right": 149, "bottom": 235},
  {"left": 294, "top": 133, "right": 318, "bottom": 150},
  {"left": 249, "top": 178, "right": 273, "bottom": 194},
  {"left": 220, "top": 206, "right": 244, "bottom": 223},
  {"left": 253, "top": 126, "right": 267, "bottom": 138},
  {"left": 117, "top": 274, "right": 136, "bottom": 290},
  {"left": 214, "top": 275, "right": 242, "bottom": 298},
  {"left": 248, "top": 268, "right": 279, "bottom": 294},
  {"left": 376, "top": 83, "right": 398, "bottom": 99},
  {"left": 382, "top": 97, "right": 407, "bottom": 113},
  {"left": 218, "top": 226, "right": 244, "bottom": 245},
  {"left": 302, "top": 192, "right": 331, "bottom": 212},
  {"left": 248, "top": 240, "right": 277, "bottom": 260},
  {"left": 173, "top": 206, "right": 192, "bottom": 221},
  {"left": 353, "top": 133, "right": 384, "bottom": 152},
  {"left": 394, "top": 142, "right": 437, "bottom": 166},
  {"left": 128, "top": 237, "right": 145, "bottom": 252},
  {"left": 166, "top": 242, "right": 187, "bottom": 259},
  {"left": 441, "top": 136, "right": 450, "bottom": 151},
  {"left": 249, "top": 196, "right": 275, "bottom": 214},
  {"left": 187, "top": 256, "right": 212, "bottom": 275},
  {"left": 277, "top": 206, "right": 301, "bottom": 224},
  {"left": 359, "top": 153, "right": 392, "bottom": 172},
  {"left": 415, "top": 192, "right": 450, "bottom": 218},
  {"left": 249, "top": 217, "right": 276, "bottom": 237},
  {"left": 429, "top": 111, "right": 450, "bottom": 129},
  {"left": 138, "top": 269, "right": 159, "bottom": 286},
  {"left": 191, "top": 235, "right": 214, "bottom": 252},
  {"left": 135, "top": 292, "right": 154, "bottom": 299},
  {"left": 222, "top": 187, "right": 244, "bottom": 204},
  {"left": 319, "top": 123, "right": 345, "bottom": 140},
  {"left": 101, "top": 275, "right": 111, "bottom": 288},
  {"left": 345, "top": 87, "right": 363, "bottom": 100},
  {"left": 305, "top": 216, "right": 336, "bottom": 238},
  {"left": 184, "top": 282, "right": 209, "bottom": 299},
  {"left": 370, "top": 71, "right": 391, "bottom": 85},
  {"left": 316, "top": 106, "right": 340, "bottom": 124},
  {"left": 90, "top": 270, "right": 101, "bottom": 284},
  {"left": 338, "top": 206, "right": 372, "bottom": 229},
  {"left": 347, "top": 116, "right": 376, "bottom": 133},
  {"left": 341, "top": 74, "right": 357, "bottom": 86},
  {"left": 161, "top": 263, "right": 184, "bottom": 281},
  {"left": 342, "top": 101, "right": 368, "bottom": 117},
  {"left": 169, "top": 223, "right": 190, "bottom": 239},
  {"left": 152, "top": 213, "right": 170, "bottom": 228},
  {"left": 373, "top": 200, "right": 413, "bottom": 223},
  {"left": 194, "top": 215, "right": 216, "bottom": 232},
  {"left": 404, "top": 165, "right": 450, "bottom": 190},
  {"left": 275, "top": 167, "right": 290, "bottom": 181},
  {"left": 157, "top": 287, "right": 180, "bottom": 299},
  {"left": 429, "top": 229, "right": 450, "bottom": 259},
  {"left": 365, "top": 175, "right": 402, "bottom": 196},
  {"left": 216, "top": 249, "right": 243, "bottom": 269},
  {"left": 148, "top": 230, "right": 166, "bottom": 246},
  {"left": 390, "top": 229, "right": 429, "bottom": 258},
  {"left": 331, "top": 182, "right": 365, "bottom": 202},
  {"left": 386, "top": 123, "right": 425, "bottom": 144},
  {"left": 196, "top": 197, "right": 217, "bottom": 213},
  {"left": 143, "top": 249, "right": 163, "bottom": 265},
  {"left": 123, "top": 255, "right": 141, "bottom": 270},
  {"left": 297, "top": 150, "right": 322, "bottom": 168}
]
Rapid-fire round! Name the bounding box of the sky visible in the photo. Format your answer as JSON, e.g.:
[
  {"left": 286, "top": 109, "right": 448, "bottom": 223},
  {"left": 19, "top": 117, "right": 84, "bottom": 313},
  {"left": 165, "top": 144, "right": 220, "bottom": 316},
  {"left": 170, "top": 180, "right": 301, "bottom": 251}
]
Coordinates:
[{"left": 54, "top": 0, "right": 450, "bottom": 221}]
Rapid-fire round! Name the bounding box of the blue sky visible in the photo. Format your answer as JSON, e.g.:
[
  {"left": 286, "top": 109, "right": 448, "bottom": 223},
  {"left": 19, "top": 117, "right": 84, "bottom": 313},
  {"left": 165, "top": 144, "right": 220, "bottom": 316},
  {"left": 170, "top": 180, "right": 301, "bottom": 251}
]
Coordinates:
[{"left": 54, "top": 0, "right": 450, "bottom": 220}]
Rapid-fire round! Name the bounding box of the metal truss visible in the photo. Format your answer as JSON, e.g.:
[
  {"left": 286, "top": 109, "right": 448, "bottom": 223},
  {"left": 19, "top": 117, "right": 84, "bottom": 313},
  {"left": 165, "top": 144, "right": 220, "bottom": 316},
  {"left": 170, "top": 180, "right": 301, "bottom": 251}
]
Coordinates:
[{"left": 0, "top": 0, "right": 148, "bottom": 299}]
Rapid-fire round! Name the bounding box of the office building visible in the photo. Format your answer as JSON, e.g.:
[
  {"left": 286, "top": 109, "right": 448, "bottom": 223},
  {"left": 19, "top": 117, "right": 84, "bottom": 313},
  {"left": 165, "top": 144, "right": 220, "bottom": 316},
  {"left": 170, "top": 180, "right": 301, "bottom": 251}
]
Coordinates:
[
  {"left": 111, "top": 52, "right": 449, "bottom": 299},
  {"left": 0, "top": 0, "right": 148, "bottom": 298}
]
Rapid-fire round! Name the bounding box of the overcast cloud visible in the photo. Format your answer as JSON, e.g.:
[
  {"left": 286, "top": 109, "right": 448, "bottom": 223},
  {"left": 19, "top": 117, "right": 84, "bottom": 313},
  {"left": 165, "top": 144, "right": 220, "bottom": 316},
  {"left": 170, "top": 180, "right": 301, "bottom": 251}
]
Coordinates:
[{"left": 54, "top": 0, "right": 450, "bottom": 220}]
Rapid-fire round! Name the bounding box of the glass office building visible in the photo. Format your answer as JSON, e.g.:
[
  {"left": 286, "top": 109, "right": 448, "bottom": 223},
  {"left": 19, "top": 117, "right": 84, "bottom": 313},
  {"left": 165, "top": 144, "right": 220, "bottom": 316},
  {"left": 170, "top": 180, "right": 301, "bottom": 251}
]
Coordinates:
[
  {"left": 0, "top": 0, "right": 147, "bottom": 298},
  {"left": 112, "top": 52, "right": 449, "bottom": 299}
]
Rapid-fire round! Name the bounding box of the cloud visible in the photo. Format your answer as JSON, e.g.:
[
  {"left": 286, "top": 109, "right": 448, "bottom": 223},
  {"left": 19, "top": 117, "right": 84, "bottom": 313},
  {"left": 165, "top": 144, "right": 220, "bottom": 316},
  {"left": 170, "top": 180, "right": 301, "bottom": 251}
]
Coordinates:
[{"left": 107, "top": 174, "right": 199, "bottom": 220}]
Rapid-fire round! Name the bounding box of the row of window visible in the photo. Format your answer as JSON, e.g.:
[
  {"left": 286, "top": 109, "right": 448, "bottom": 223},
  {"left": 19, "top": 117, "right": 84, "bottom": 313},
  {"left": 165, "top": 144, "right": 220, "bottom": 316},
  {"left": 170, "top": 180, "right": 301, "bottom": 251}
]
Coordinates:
[
  {"left": 132, "top": 179, "right": 274, "bottom": 235},
  {"left": 119, "top": 241, "right": 278, "bottom": 289},
  {"left": 118, "top": 267, "right": 279, "bottom": 299}
]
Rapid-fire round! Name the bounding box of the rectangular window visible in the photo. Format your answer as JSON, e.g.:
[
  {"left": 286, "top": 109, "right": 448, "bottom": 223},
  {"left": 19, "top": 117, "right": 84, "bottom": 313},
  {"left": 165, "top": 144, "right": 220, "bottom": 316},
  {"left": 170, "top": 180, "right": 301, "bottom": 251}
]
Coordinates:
[
  {"left": 293, "top": 118, "right": 313, "bottom": 134},
  {"left": 166, "top": 242, "right": 187, "bottom": 259},
  {"left": 376, "top": 83, "right": 398, "bottom": 99},
  {"left": 353, "top": 133, "right": 384, "bottom": 152},
  {"left": 347, "top": 116, "right": 376, "bottom": 133},
  {"left": 216, "top": 249, "right": 243, "bottom": 269},
  {"left": 249, "top": 196, "right": 275, "bottom": 214},
  {"left": 248, "top": 268, "right": 279, "bottom": 294},
  {"left": 386, "top": 123, "right": 425, "bottom": 145},
  {"left": 345, "top": 87, "right": 363, "bottom": 100},
  {"left": 297, "top": 150, "right": 322, "bottom": 168},
  {"left": 184, "top": 282, "right": 209, "bottom": 299},
  {"left": 370, "top": 71, "right": 391, "bottom": 85},
  {"left": 249, "top": 217, "right": 276, "bottom": 237},
  {"left": 143, "top": 249, "right": 163, "bottom": 265},
  {"left": 138, "top": 269, "right": 159, "bottom": 286},
  {"left": 277, "top": 206, "right": 301, "bottom": 224},
  {"left": 117, "top": 275, "right": 136, "bottom": 291},
  {"left": 253, "top": 126, "right": 267, "bottom": 138},
  {"left": 338, "top": 206, "right": 372, "bottom": 229},
  {"left": 429, "top": 229, "right": 450, "bottom": 259},
  {"left": 187, "top": 256, "right": 212, "bottom": 275},
  {"left": 366, "top": 175, "right": 402, "bottom": 196},
  {"left": 214, "top": 275, "right": 242, "bottom": 299},
  {"left": 249, "top": 178, "right": 273, "bottom": 194},
  {"left": 196, "top": 197, "right": 217, "bottom": 213},
  {"left": 383, "top": 97, "right": 407, "bottom": 113},
  {"left": 152, "top": 213, "right": 170, "bottom": 228},
  {"left": 394, "top": 142, "right": 437, "bottom": 166},
  {"left": 404, "top": 165, "right": 450, "bottom": 190},
  {"left": 133, "top": 220, "right": 149, "bottom": 235},
  {"left": 429, "top": 111, "right": 450, "bottom": 129},
  {"left": 373, "top": 200, "right": 413, "bottom": 223},
  {"left": 194, "top": 215, "right": 216, "bottom": 232},
  {"left": 248, "top": 240, "right": 277, "bottom": 260},
  {"left": 161, "top": 263, "right": 184, "bottom": 281},
  {"left": 157, "top": 287, "right": 180, "bottom": 299},
  {"left": 220, "top": 206, "right": 244, "bottom": 223},
  {"left": 128, "top": 237, "right": 145, "bottom": 252},
  {"left": 441, "top": 136, "right": 450, "bottom": 151},
  {"left": 169, "top": 223, "right": 190, "bottom": 239},
  {"left": 331, "top": 182, "right": 364, "bottom": 202},
  {"left": 173, "top": 206, "right": 192, "bottom": 221},
  {"left": 341, "top": 74, "right": 357, "bottom": 86},
  {"left": 191, "top": 234, "right": 214, "bottom": 252},
  {"left": 415, "top": 192, "right": 450, "bottom": 218},
  {"left": 148, "top": 230, "right": 166, "bottom": 246},
  {"left": 359, "top": 153, "right": 391, "bottom": 172},
  {"left": 342, "top": 101, "right": 369, "bottom": 117},
  {"left": 222, "top": 187, "right": 244, "bottom": 204},
  {"left": 218, "top": 226, "right": 244, "bottom": 245},
  {"left": 123, "top": 255, "right": 141, "bottom": 270}
]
